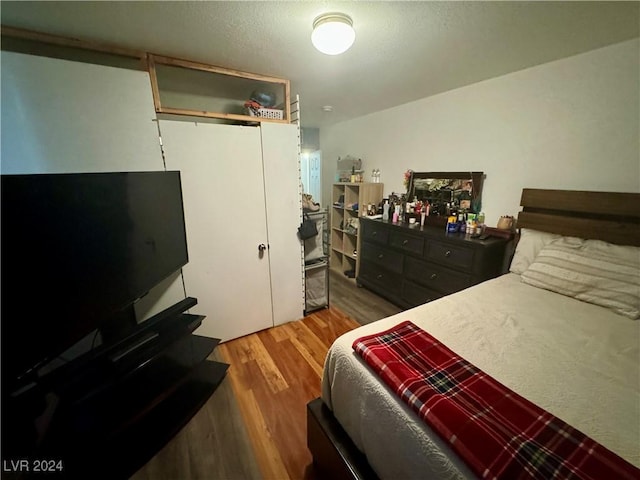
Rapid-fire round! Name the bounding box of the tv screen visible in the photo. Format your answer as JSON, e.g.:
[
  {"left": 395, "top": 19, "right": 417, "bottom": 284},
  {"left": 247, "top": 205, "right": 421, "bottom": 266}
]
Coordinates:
[{"left": 1, "top": 171, "right": 189, "bottom": 389}]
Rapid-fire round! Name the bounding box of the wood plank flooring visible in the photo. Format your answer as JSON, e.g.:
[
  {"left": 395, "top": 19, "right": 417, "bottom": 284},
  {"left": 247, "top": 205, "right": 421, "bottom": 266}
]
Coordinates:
[
  {"left": 328, "top": 269, "right": 402, "bottom": 325},
  {"left": 217, "top": 307, "right": 360, "bottom": 480},
  {"left": 131, "top": 348, "right": 262, "bottom": 480},
  {"left": 134, "top": 275, "right": 402, "bottom": 479}
]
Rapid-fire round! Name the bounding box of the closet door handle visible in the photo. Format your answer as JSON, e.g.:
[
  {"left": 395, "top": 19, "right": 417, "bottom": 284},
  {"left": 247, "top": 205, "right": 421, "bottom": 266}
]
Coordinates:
[{"left": 258, "top": 243, "right": 267, "bottom": 252}]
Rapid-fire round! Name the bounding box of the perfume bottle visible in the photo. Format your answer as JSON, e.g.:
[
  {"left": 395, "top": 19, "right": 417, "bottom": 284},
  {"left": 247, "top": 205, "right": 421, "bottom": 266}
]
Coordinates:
[{"left": 392, "top": 205, "right": 400, "bottom": 223}]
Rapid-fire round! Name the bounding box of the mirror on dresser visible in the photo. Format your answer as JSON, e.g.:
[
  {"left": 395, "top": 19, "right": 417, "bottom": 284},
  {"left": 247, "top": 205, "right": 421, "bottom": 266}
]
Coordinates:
[{"left": 407, "top": 171, "right": 484, "bottom": 216}]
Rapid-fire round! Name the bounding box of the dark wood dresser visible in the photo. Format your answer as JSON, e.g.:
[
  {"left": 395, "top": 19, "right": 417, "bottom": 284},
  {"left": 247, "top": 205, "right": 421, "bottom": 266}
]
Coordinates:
[{"left": 358, "top": 218, "right": 511, "bottom": 309}]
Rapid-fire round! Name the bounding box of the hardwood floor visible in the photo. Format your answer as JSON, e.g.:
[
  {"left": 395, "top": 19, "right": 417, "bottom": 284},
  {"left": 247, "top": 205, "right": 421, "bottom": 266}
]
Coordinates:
[
  {"left": 134, "top": 277, "right": 402, "bottom": 479},
  {"left": 131, "top": 348, "right": 262, "bottom": 480},
  {"left": 328, "top": 269, "right": 402, "bottom": 325},
  {"left": 217, "top": 307, "right": 360, "bottom": 480}
]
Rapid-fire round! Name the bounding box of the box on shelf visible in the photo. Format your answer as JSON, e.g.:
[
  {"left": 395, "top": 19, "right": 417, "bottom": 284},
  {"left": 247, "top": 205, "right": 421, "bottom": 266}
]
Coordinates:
[{"left": 247, "top": 107, "right": 284, "bottom": 120}]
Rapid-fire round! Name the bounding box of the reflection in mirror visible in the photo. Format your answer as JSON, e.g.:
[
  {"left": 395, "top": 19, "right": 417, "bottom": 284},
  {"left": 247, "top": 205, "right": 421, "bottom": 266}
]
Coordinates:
[{"left": 409, "top": 171, "right": 484, "bottom": 215}]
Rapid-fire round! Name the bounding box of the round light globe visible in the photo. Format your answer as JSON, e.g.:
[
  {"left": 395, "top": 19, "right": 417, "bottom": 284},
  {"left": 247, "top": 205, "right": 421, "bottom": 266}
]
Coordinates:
[{"left": 312, "top": 14, "right": 355, "bottom": 55}]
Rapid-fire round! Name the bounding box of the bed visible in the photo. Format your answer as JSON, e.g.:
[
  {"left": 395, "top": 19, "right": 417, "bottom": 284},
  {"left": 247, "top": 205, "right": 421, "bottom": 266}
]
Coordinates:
[{"left": 307, "top": 189, "right": 640, "bottom": 479}]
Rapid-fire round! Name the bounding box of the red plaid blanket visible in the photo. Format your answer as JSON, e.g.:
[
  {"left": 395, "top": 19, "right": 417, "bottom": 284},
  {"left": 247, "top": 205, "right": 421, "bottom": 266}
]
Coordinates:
[{"left": 352, "top": 320, "right": 639, "bottom": 480}]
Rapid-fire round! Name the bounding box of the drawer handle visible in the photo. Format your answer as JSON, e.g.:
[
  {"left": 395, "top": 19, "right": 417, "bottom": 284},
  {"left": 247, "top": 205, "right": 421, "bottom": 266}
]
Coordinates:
[
  {"left": 430, "top": 273, "right": 437, "bottom": 280},
  {"left": 444, "top": 250, "right": 452, "bottom": 257},
  {"left": 376, "top": 274, "right": 383, "bottom": 279},
  {"left": 378, "top": 253, "right": 384, "bottom": 259},
  {"left": 402, "top": 240, "right": 409, "bottom": 245},
  {"left": 372, "top": 231, "right": 377, "bottom": 236}
]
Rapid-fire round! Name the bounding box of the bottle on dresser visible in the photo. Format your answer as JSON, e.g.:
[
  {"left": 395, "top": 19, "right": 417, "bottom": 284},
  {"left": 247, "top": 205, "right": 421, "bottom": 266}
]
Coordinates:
[{"left": 382, "top": 200, "right": 390, "bottom": 221}]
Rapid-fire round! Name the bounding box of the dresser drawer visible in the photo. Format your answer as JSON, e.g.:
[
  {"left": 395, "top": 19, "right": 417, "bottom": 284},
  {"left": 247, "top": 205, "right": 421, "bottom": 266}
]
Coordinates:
[
  {"left": 390, "top": 231, "right": 424, "bottom": 256},
  {"left": 361, "top": 223, "right": 390, "bottom": 245},
  {"left": 362, "top": 243, "right": 403, "bottom": 274},
  {"left": 426, "top": 241, "right": 475, "bottom": 271},
  {"left": 359, "top": 262, "right": 402, "bottom": 295},
  {"left": 404, "top": 257, "right": 471, "bottom": 294},
  {"left": 358, "top": 220, "right": 508, "bottom": 310},
  {"left": 402, "top": 280, "right": 443, "bottom": 307}
]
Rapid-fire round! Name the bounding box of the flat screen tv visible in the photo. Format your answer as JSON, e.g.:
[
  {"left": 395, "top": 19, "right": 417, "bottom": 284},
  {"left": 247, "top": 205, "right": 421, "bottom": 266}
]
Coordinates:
[{"left": 1, "top": 171, "right": 189, "bottom": 392}]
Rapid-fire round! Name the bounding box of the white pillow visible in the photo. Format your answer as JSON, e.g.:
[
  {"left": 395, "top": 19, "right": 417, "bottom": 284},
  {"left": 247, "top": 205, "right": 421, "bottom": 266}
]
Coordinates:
[
  {"left": 509, "top": 228, "right": 561, "bottom": 274},
  {"left": 521, "top": 237, "right": 640, "bottom": 319}
]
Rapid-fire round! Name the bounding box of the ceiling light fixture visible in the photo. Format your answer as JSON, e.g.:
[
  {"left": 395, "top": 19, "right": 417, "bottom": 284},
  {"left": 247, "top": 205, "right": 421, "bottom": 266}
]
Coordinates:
[{"left": 312, "top": 13, "right": 355, "bottom": 55}]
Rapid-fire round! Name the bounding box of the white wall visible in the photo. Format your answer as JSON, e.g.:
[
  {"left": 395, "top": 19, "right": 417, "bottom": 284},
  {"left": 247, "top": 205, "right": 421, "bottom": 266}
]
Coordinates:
[
  {"left": 321, "top": 38, "right": 640, "bottom": 226},
  {"left": 1, "top": 51, "right": 163, "bottom": 174},
  {"left": 1, "top": 51, "right": 186, "bottom": 321}
]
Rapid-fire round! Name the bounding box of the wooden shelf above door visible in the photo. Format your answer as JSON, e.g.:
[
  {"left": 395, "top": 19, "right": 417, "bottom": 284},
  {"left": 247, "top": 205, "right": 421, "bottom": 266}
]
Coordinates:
[{"left": 147, "top": 53, "right": 291, "bottom": 124}]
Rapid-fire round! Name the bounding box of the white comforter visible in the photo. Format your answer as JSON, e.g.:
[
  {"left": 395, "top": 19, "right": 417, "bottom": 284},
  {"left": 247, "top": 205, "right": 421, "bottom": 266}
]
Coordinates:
[{"left": 321, "top": 273, "right": 640, "bottom": 479}]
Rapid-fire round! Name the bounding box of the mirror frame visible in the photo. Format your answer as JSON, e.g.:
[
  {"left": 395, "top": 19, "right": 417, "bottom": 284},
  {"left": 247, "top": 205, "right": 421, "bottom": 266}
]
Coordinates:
[{"left": 408, "top": 171, "right": 485, "bottom": 213}]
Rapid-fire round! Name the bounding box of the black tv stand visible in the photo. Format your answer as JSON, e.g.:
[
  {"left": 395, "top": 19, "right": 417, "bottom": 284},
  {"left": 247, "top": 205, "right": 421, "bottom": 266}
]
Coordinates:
[{"left": 3, "top": 298, "right": 228, "bottom": 480}]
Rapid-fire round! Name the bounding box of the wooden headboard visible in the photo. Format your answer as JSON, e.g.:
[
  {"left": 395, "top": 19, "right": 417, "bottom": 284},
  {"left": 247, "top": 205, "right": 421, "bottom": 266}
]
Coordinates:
[{"left": 517, "top": 189, "right": 640, "bottom": 246}]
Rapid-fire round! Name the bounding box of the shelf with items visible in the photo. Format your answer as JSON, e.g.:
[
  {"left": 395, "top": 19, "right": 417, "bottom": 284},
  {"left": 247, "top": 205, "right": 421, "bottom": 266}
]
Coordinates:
[
  {"left": 330, "top": 182, "right": 384, "bottom": 280},
  {"left": 147, "top": 54, "right": 291, "bottom": 124},
  {"left": 330, "top": 231, "right": 357, "bottom": 256}
]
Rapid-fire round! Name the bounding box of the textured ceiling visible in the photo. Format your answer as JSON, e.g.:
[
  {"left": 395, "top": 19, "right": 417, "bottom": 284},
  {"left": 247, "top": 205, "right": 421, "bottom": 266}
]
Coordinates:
[{"left": 2, "top": 1, "right": 638, "bottom": 128}]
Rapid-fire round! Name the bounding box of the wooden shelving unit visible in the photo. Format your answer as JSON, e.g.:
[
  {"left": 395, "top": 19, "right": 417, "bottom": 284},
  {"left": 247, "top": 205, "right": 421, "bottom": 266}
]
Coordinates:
[
  {"left": 148, "top": 54, "right": 291, "bottom": 124},
  {"left": 330, "top": 182, "right": 384, "bottom": 279}
]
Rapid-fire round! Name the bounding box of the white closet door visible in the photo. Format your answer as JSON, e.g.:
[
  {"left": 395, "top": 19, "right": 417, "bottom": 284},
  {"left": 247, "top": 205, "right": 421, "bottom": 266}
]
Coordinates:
[
  {"left": 260, "top": 123, "right": 305, "bottom": 326},
  {"left": 159, "top": 121, "right": 274, "bottom": 341}
]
